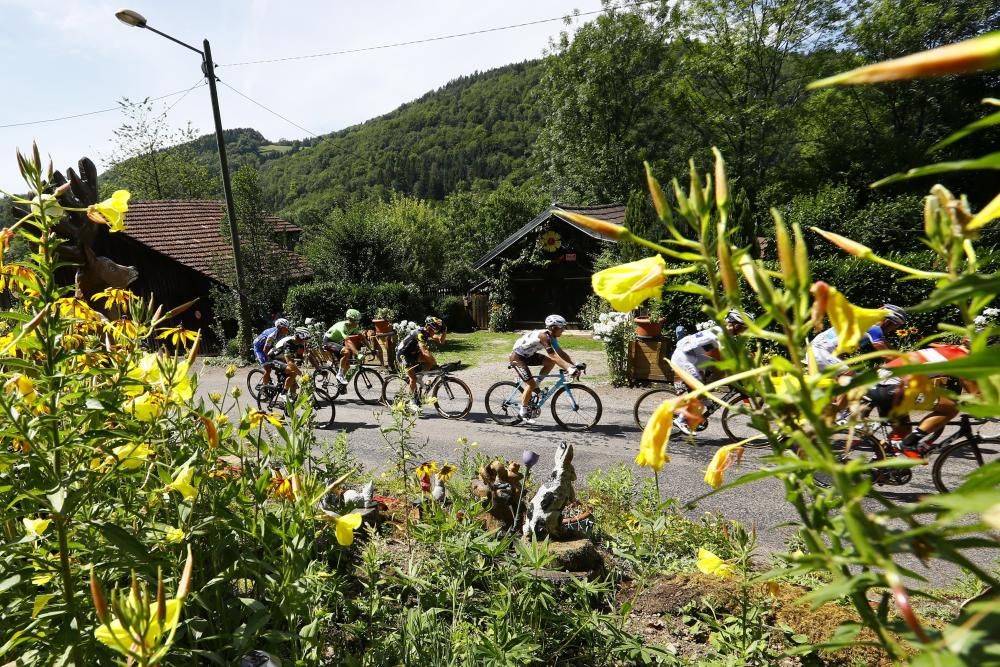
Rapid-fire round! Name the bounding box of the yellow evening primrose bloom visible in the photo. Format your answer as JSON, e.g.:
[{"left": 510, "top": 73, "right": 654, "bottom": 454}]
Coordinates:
[
  {"left": 696, "top": 548, "right": 735, "bottom": 578},
  {"left": 91, "top": 288, "right": 136, "bottom": 310},
  {"left": 165, "top": 527, "right": 185, "bottom": 544},
  {"left": 637, "top": 399, "right": 677, "bottom": 471},
  {"left": 704, "top": 444, "right": 745, "bottom": 489},
  {"left": 247, "top": 409, "right": 283, "bottom": 430},
  {"left": 812, "top": 282, "right": 887, "bottom": 355},
  {"left": 415, "top": 461, "right": 439, "bottom": 479},
  {"left": 592, "top": 255, "right": 668, "bottom": 312},
  {"left": 88, "top": 190, "right": 131, "bottom": 233},
  {"left": 334, "top": 512, "right": 363, "bottom": 546},
  {"left": 107, "top": 443, "right": 154, "bottom": 471},
  {"left": 166, "top": 466, "right": 198, "bottom": 501},
  {"left": 94, "top": 597, "right": 181, "bottom": 657},
  {"left": 23, "top": 517, "right": 51, "bottom": 538},
  {"left": 125, "top": 392, "right": 165, "bottom": 422}
]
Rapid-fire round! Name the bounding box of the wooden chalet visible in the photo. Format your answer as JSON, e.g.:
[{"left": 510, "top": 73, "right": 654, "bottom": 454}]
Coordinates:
[
  {"left": 96, "top": 200, "right": 311, "bottom": 347},
  {"left": 470, "top": 204, "right": 622, "bottom": 329}
]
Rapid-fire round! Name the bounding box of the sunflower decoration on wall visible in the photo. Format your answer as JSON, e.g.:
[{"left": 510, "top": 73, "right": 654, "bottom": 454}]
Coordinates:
[{"left": 540, "top": 230, "right": 562, "bottom": 253}]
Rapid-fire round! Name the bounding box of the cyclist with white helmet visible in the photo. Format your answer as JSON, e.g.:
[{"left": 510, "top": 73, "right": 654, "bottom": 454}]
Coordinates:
[
  {"left": 510, "top": 314, "right": 580, "bottom": 423},
  {"left": 268, "top": 327, "right": 311, "bottom": 399},
  {"left": 670, "top": 309, "right": 750, "bottom": 435},
  {"left": 809, "top": 303, "right": 908, "bottom": 372},
  {"left": 254, "top": 318, "right": 290, "bottom": 386},
  {"left": 324, "top": 308, "right": 364, "bottom": 385}
]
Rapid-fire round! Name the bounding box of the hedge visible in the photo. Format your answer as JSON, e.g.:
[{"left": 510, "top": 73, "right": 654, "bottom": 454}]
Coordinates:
[{"left": 284, "top": 281, "right": 425, "bottom": 326}]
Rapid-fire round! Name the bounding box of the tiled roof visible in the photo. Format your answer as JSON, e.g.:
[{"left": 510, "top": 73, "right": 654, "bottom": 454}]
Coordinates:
[
  {"left": 123, "top": 200, "right": 311, "bottom": 283},
  {"left": 473, "top": 203, "right": 622, "bottom": 270}
]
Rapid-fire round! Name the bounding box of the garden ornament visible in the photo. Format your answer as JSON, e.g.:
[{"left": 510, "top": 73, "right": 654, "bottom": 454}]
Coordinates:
[
  {"left": 431, "top": 476, "right": 446, "bottom": 503},
  {"left": 471, "top": 459, "right": 524, "bottom": 533},
  {"left": 342, "top": 481, "right": 376, "bottom": 509},
  {"left": 240, "top": 650, "right": 282, "bottom": 667},
  {"left": 25, "top": 157, "right": 138, "bottom": 309},
  {"left": 523, "top": 442, "right": 576, "bottom": 540}
]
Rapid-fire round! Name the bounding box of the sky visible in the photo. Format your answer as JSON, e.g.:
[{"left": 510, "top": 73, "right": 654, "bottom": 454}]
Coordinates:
[{"left": 0, "top": 0, "right": 606, "bottom": 192}]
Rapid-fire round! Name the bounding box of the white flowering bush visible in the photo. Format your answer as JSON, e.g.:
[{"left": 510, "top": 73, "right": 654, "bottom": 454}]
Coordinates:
[
  {"left": 592, "top": 312, "right": 633, "bottom": 386},
  {"left": 973, "top": 307, "right": 999, "bottom": 331},
  {"left": 695, "top": 320, "right": 716, "bottom": 331},
  {"left": 393, "top": 319, "right": 421, "bottom": 337}
]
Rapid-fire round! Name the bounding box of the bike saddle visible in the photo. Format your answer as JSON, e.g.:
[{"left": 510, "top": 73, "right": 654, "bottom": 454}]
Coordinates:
[{"left": 439, "top": 361, "right": 462, "bottom": 372}]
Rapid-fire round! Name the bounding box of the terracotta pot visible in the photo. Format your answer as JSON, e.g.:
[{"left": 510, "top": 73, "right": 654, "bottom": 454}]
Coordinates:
[
  {"left": 372, "top": 319, "right": 392, "bottom": 334},
  {"left": 634, "top": 316, "right": 662, "bottom": 339}
]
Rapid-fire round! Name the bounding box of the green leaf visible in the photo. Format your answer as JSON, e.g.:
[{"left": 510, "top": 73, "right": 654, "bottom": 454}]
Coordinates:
[
  {"left": 930, "top": 109, "right": 1000, "bottom": 153},
  {"left": 667, "top": 282, "right": 713, "bottom": 297},
  {"left": 910, "top": 273, "right": 1000, "bottom": 312},
  {"left": 96, "top": 522, "right": 149, "bottom": 561},
  {"left": 873, "top": 152, "right": 1000, "bottom": 187},
  {"left": 0, "top": 574, "right": 21, "bottom": 593},
  {"left": 908, "top": 650, "right": 966, "bottom": 667}
]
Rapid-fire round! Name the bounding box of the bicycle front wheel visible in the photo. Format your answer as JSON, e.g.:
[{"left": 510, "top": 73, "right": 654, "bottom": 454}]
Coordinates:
[
  {"left": 485, "top": 381, "right": 523, "bottom": 425},
  {"left": 633, "top": 387, "right": 676, "bottom": 429},
  {"left": 721, "top": 395, "right": 767, "bottom": 447},
  {"left": 932, "top": 437, "right": 1000, "bottom": 494},
  {"left": 812, "top": 433, "right": 882, "bottom": 489},
  {"left": 353, "top": 368, "right": 385, "bottom": 405},
  {"left": 551, "top": 383, "right": 602, "bottom": 431},
  {"left": 433, "top": 377, "right": 473, "bottom": 419}
]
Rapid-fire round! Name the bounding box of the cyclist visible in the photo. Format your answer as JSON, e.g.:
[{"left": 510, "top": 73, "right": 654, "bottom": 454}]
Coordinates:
[
  {"left": 324, "top": 309, "right": 364, "bottom": 385},
  {"left": 864, "top": 343, "right": 975, "bottom": 457},
  {"left": 509, "top": 314, "right": 580, "bottom": 424},
  {"left": 267, "top": 327, "right": 311, "bottom": 401},
  {"left": 253, "top": 318, "right": 290, "bottom": 386},
  {"left": 396, "top": 317, "right": 446, "bottom": 412},
  {"left": 809, "top": 304, "right": 908, "bottom": 372},
  {"left": 670, "top": 310, "right": 750, "bottom": 435}
]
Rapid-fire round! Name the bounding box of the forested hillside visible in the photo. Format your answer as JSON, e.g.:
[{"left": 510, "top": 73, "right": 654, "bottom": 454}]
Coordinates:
[{"left": 261, "top": 60, "right": 544, "bottom": 223}]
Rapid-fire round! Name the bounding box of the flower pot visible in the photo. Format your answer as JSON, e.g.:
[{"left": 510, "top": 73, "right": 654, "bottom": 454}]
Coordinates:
[
  {"left": 634, "top": 317, "right": 662, "bottom": 339},
  {"left": 373, "top": 319, "right": 392, "bottom": 334}
]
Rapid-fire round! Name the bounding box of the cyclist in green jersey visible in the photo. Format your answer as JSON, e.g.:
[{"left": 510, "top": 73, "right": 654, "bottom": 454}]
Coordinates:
[{"left": 324, "top": 309, "right": 363, "bottom": 385}]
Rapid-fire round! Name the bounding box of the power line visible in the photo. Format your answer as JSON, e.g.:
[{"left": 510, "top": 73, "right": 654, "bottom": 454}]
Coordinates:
[
  {"left": 164, "top": 79, "right": 208, "bottom": 115},
  {"left": 220, "top": 0, "right": 655, "bottom": 67},
  {"left": 217, "top": 80, "right": 319, "bottom": 136},
  {"left": 0, "top": 84, "right": 206, "bottom": 130}
]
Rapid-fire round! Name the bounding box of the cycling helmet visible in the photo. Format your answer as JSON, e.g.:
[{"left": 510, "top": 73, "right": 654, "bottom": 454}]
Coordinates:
[
  {"left": 425, "top": 316, "right": 444, "bottom": 332},
  {"left": 274, "top": 318, "right": 290, "bottom": 329},
  {"left": 724, "top": 309, "right": 748, "bottom": 327},
  {"left": 294, "top": 327, "right": 311, "bottom": 340},
  {"left": 881, "top": 304, "right": 908, "bottom": 326},
  {"left": 545, "top": 314, "right": 568, "bottom": 329},
  {"left": 346, "top": 308, "right": 361, "bottom": 322}
]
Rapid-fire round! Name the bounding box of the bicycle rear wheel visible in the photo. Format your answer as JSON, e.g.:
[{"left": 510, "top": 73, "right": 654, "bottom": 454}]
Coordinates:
[
  {"left": 720, "top": 394, "right": 767, "bottom": 447},
  {"left": 551, "top": 383, "right": 602, "bottom": 431},
  {"left": 485, "top": 381, "right": 523, "bottom": 425},
  {"left": 247, "top": 368, "right": 268, "bottom": 402},
  {"left": 353, "top": 367, "right": 385, "bottom": 405},
  {"left": 308, "top": 390, "right": 336, "bottom": 429},
  {"left": 633, "top": 387, "right": 676, "bottom": 429},
  {"left": 932, "top": 437, "right": 1000, "bottom": 494},
  {"left": 433, "top": 376, "right": 473, "bottom": 419},
  {"left": 381, "top": 374, "right": 412, "bottom": 406},
  {"left": 311, "top": 366, "right": 335, "bottom": 396}
]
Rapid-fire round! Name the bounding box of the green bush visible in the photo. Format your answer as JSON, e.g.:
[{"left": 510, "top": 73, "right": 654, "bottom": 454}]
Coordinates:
[
  {"left": 433, "top": 294, "right": 474, "bottom": 332},
  {"left": 285, "top": 280, "right": 425, "bottom": 325}
]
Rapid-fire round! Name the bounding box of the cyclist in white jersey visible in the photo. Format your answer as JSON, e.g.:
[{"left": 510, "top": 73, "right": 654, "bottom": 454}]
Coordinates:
[
  {"left": 509, "top": 314, "right": 581, "bottom": 423},
  {"left": 808, "top": 303, "right": 908, "bottom": 371},
  {"left": 670, "top": 310, "right": 749, "bottom": 435}
]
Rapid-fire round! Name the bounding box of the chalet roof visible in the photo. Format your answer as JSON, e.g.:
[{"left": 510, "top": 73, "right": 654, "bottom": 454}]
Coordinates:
[
  {"left": 473, "top": 203, "right": 623, "bottom": 270},
  {"left": 122, "top": 200, "right": 312, "bottom": 283}
]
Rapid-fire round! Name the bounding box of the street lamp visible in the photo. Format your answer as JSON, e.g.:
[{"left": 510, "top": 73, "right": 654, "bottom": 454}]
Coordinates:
[{"left": 115, "top": 8, "right": 252, "bottom": 358}]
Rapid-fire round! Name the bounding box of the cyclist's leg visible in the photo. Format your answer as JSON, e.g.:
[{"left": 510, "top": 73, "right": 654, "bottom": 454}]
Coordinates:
[
  {"left": 340, "top": 339, "right": 357, "bottom": 375},
  {"left": 672, "top": 352, "right": 706, "bottom": 427},
  {"left": 511, "top": 353, "right": 542, "bottom": 409},
  {"left": 255, "top": 347, "right": 271, "bottom": 383},
  {"left": 284, "top": 360, "right": 300, "bottom": 397}
]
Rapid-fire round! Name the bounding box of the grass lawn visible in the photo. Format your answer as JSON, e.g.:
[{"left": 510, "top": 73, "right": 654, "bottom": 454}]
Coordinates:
[{"left": 434, "top": 331, "right": 604, "bottom": 369}]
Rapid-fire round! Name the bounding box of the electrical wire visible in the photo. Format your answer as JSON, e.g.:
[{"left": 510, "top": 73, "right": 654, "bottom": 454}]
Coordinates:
[
  {"left": 163, "top": 79, "right": 208, "bottom": 115},
  {"left": 217, "top": 80, "right": 319, "bottom": 137},
  {"left": 220, "top": 0, "right": 656, "bottom": 67}
]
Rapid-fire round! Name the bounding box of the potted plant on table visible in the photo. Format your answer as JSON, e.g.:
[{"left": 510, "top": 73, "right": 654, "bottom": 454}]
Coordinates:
[{"left": 372, "top": 307, "right": 396, "bottom": 334}]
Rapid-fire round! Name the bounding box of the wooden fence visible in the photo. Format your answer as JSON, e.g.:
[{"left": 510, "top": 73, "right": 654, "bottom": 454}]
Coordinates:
[{"left": 468, "top": 293, "right": 490, "bottom": 330}]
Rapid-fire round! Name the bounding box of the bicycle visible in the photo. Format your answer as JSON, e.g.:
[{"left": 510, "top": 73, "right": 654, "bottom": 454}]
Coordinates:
[
  {"left": 814, "top": 414, "right": 999, "bottom": 493},
  {"left": 485, "top": 363, "right": 602, "bottom": 431},
  {"left": 381, "top": 361, "right": 473, "bottom": 419},
  {"left": 254, "top": 366, "right": 336, "bottom": 429},
  {"left": 633, "top": 383, "right": 765, "bottom": 445},
  {"left": 311, "top": 342, "right": 385, "bottom": 405}
]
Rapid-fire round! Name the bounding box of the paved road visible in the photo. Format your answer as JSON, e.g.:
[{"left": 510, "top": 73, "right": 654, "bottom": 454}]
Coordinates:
[{"left": 195, "top": 353, "right": 992, "bottom": 587}]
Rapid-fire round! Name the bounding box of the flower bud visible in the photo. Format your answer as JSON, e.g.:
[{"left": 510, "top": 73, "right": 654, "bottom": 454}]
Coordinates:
[
  {"left": 712, "top": 148, "right": 728, "bottom": 214},
  {"left": 644, "top": 162, "right": 671, "bottom": 222},
  {"left": 552, "top": 209, "right": 626, "bottom": 239},
  {"left": 811, "top": 227, "right": 872, "bottom": 258},
  {"left": 90, "top": 567, "right": 109, "bottom": 624}
]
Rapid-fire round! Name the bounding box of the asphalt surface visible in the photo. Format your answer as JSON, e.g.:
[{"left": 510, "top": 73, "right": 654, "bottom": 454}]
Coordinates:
[{"left": 195, "top": 351, "right": 997, "bottom": 588}]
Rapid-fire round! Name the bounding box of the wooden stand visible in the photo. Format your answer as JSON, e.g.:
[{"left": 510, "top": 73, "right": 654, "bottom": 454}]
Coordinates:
[
  {"left": 628, "top": 338, "right": 672, "bottom": 383},
  {"left": 375, "top": 332, "right": 398, "bottom": 371}
]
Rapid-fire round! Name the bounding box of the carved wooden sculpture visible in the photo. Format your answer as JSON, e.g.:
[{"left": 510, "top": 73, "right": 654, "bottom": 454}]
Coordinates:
[{"left": 471, "top": 460, "right": 524, "bottom": 533}]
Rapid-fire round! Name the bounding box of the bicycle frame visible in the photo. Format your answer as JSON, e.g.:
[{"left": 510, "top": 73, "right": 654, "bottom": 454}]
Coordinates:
[
  {"left": 848, "top": 413, "right": 979, "bottom": 458},
  {"left": 508, "top": 370, "right": 581, "bottom": 411}
]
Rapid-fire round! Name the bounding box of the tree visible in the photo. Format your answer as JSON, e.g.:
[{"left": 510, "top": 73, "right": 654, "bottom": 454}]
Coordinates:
[{"left": 102, "top": 97, "right": 219, "bottom": 200}]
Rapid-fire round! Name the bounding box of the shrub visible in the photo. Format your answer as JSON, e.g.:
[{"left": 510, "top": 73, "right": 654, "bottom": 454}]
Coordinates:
[
  {"left": 285, "top": 280, "right": 425, "bottom": 325},
  {"left": 433, "top": 294, "right": 474, "bottom": 332}
]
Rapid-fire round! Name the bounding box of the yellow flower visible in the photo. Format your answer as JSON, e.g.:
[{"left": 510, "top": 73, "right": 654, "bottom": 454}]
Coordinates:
[
  {"left": 704, "top": 444, "right": 745, "bottom": 489},
  {"left": 105, "top": 443, "right": 154, "bottom": 471},
  {"left": 592, "top": 255, "right": 668, "bottom": 312},
  {"left": 437, "top": 463, "right": 457, "bottom": 481},
  {"left": 246, "top": 409, "right": 283, "bottom": 430},
  {"left": 107, "top": 318, "right": 140, "bottom": 341},
  {"left": 539, "top": 230, "right": 562, "bottom": 252},
  {"left": 23, "top": 517, "right": 51, "bottom": 538},
  {"left": 415, "top": 461, "right": 439, "bottom": 479},
  {"left": 166, "top": 466, "right": 198, "bottom": 501},
  {"left": 0, "top": 264, "right": 38, "bottom": 292},
  {"left": 333, "top": 512, "right": 363, "bottom": 546},
  {"left": 810, "top": 281, "right": 887, "bottom": 355},
  {"left": 696, "top": 548, "right": 734, "bottom": 578},
  {"left": 809, "top": 31, "right": 1000, "bottom": 88},
  {"left": 87, "top": 190, "right": 131, "bottom": 232},
  {"left": 94, "top": 597, "right": 182, "bottom": 656},
  {"left": 91, "top": 288, "right": 136, "bottom": 310},
  {"left": 157, "top": 326, "right": 199, "bottom": 348},
  {"left": 164, "top": 527, "right": 185, "bottom": 544},
  {"left": 200, "top": 416, "right": 219, "bottom": 449},
  {"left": 636, "top": 399, "right": 676, "bottom": 471},
  {"left": 4, "top": 373, "right": 36, "bottom": 399},
  {"left": 969, "top": 192, "right": 1000, "bottom": 231},
  {"left": 125, "top": 392, "right": 165, "bottom": 422}
]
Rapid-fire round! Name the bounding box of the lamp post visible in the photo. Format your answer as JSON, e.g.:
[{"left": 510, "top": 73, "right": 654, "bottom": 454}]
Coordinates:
[{"left": 115, "top": 9, "right": 252, "bottom": 358}]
